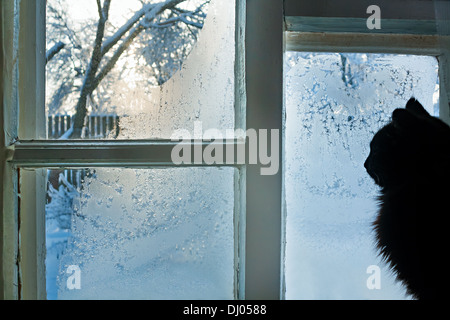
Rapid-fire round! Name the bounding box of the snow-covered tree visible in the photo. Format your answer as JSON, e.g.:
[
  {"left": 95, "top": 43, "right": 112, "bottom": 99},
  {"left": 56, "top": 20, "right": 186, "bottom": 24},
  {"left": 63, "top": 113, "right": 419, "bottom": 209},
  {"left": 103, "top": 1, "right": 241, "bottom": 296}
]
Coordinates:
[{"left": 46, "top": 0, "right": 210, "bottom": 138}]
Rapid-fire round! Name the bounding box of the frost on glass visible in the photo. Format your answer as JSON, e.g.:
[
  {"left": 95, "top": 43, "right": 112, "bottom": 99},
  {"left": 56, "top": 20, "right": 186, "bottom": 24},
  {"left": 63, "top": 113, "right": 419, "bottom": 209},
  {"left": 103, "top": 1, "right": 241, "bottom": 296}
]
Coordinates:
[
  {"left": 45, "top": 0, "right": 235, "bottom": 139},
  {"left": 45, "top": 168, "right": 235, "bottom": 299},
  {"left": 116, "top": 0, "right": 235, "bottom": 139},
  {"left": 284, "top": 53, "right": 439, "bottom": 300}
]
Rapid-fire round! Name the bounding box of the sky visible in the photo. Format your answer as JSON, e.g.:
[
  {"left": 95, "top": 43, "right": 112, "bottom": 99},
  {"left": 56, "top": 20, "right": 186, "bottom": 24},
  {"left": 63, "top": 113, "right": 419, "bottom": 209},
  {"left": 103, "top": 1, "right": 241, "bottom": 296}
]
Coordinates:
[
  {"left": 65, "top": 0, "right": 203, "bottom": 24},
  {"left": 66, "top": 0, "right": 142, "bottom": 25}
]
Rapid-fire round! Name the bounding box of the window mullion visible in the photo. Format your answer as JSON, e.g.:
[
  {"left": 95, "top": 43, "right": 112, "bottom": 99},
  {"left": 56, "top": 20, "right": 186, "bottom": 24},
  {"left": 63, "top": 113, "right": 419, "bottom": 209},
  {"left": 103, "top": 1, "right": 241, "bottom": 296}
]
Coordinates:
[
  {"left": 244, "top": 0, "right": 284, "bottom": 300},
  {"left": 11, "top": 140, "right": 245, "bottom": 168}
]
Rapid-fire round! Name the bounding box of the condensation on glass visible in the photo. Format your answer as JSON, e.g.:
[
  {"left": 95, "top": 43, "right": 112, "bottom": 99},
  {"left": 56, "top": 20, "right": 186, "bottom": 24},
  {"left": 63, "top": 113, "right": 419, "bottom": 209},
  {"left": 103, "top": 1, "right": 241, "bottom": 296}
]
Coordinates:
[
  {"left": 43, "top": 0, "right": 237, "bottom": 300},
  {"left": 45, "top": 0, "right": 235, "bottom": 139},
  {"left": 45, "top": 167, "right": 235, "bottom": 299},
  {"left": 283, "top": 52, "right": 439, "bottom": 299}
]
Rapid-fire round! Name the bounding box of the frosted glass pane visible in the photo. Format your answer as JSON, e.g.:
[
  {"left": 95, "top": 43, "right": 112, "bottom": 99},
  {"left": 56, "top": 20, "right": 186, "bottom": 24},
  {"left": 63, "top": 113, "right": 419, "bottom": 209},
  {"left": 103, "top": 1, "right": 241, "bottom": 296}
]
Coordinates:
[
  {"left": 284, "top": 53, "right": 439, "bottom": 300},
  {"left": 45, "top": 167, "right": 235, "bottom": 299},
  {"left": 116, "top": 0, "right": 235, "bottom": 139},
  {"left": 46, "top": 0, "right": 234, "bottom": 139}
]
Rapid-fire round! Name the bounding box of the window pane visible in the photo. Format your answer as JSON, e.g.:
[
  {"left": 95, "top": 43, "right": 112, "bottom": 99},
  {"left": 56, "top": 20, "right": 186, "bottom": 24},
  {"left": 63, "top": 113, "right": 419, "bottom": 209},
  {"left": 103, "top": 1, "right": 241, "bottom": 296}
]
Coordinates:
[
  {"left": 284, "top": 53, "right": 439, "bottom": 299},
  {"left": 45, "top": 167, "right": 235, "bottom": 299},
  {"left": 45, "top": 0, "right": 235, "bottom": 140}
]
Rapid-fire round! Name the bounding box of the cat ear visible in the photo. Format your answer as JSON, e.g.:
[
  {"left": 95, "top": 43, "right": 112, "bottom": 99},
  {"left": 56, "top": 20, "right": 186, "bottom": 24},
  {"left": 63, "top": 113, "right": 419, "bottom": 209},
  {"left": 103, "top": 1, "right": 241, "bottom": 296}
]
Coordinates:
[
  {"left": 405, "top": 98, "right": 430, "bottom": 117},
  {"left": 392, "top": 108, "right": 418, "bottom": 128}
]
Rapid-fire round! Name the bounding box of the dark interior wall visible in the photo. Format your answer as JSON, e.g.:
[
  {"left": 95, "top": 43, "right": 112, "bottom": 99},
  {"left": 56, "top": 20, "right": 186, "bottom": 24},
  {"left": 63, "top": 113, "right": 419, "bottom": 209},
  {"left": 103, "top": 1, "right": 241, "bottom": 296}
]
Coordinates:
[{"left": 284, "top": 0, "right": 437, "bottom": 20}]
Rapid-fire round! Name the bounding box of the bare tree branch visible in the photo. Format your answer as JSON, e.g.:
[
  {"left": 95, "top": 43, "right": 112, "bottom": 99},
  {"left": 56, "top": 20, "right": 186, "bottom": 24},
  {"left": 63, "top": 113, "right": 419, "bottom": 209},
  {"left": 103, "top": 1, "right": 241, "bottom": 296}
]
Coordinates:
[
  {"left": 150, "top": 13, "right": 204, "bottom": 29},
  {"left": 140, "top": 0, "right": 184, "bottom": 28},
  {"left": 92, "top": 0, "right": 185, "bottom": 97},
  {"left": 96, "top": 0, "right": 102, "bottom": 19},
  {"left": 101, "top": 0, "right": 112, "bottom": 21},
  {"left": 46, "top": 41, "right": 66, "bottom": 64},
  {"left": 101, "top": 2, "right": 156, "bottom": 56},
  {"left": 61, "top": 0, "right": 205, "bottom": 138}
]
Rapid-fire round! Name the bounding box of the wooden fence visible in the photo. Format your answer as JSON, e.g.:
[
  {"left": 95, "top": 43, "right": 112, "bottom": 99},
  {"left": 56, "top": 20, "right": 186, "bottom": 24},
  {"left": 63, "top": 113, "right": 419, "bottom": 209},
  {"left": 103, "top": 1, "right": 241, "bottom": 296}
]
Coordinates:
[
  {"left": 47, "top": 114, "right": 119, "bottom": 189},
  {"left": 47, "top": 114, "right": 120, "bottom": 139}
]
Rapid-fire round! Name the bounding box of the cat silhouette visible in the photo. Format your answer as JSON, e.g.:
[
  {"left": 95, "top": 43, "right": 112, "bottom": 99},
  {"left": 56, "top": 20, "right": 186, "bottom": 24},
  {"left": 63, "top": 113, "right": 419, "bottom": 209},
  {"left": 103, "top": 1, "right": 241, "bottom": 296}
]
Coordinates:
[{"left": 365, "top": 98, "right": 450, "bottom": 299}]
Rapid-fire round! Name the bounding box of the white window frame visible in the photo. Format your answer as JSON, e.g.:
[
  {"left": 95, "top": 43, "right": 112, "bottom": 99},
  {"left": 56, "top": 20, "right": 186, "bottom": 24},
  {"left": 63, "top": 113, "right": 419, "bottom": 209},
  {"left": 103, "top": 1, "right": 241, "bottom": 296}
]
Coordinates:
[
  {"left": 3, "top": 0, "right": 450, "bottom": 301},
  {"left": 281, "top": 0, "right": 450, "bottom": 299},
  {"left": 1, "top": 0, "right": 285, "bottom": 300},
  {"left": 2, "top": 0, "right": 48, "bottom": 300}
]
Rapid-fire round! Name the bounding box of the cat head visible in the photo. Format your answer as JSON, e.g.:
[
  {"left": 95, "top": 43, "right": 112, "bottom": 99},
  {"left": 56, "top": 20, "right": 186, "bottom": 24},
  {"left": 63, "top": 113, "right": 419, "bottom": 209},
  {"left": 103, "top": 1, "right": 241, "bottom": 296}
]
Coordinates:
[{"left": 364, "top": 98, "right": 450, "bottom": 188}]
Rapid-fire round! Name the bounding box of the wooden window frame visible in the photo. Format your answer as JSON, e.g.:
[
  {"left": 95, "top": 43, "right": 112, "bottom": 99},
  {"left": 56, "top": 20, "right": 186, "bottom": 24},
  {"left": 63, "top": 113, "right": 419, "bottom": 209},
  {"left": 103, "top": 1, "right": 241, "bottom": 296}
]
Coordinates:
[
  {"left": 4, "top": 0, "right": 448, "bottom": 301},
  {"left": 0, "top": 0, "right": 285, "bottom": 300},
  {"left": 281, "top": 0, "right": 450, "bottom": 300}
]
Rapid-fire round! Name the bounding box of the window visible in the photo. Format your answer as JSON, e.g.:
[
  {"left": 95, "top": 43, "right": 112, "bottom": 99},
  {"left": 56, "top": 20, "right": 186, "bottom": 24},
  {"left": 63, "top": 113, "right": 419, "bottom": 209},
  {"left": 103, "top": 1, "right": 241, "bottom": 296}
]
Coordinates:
[
  {"left": 2, "top": 0, "right": 450, "bottom": 301},
  {"left": 284, "top": 52, "right": 439, "bottom": 299},
  {"left": 2, "top": 0, "right": 250, "bottom": 300},
  {"left": 282, "top": 0, "right": 450, "bottom": 300},
  {"left": 42, "top": 0, "right": 239, "bottom": 299},
  {"left": 45, "top": 0, "right": 235, "bottom": 140},
  {"left": 47, "top": 167, "right": 236, "bottom": 299}
]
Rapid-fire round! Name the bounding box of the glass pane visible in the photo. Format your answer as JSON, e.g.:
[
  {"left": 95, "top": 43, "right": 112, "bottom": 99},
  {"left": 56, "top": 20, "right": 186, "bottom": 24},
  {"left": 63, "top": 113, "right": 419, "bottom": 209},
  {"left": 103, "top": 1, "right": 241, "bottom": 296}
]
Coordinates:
[
  {"left": 45, "top": 0, "right": 235, "bottom": 140},
  {"left": 284, "top": 53, "right": 439, "bottom": 299},
  {"left": 45, "top": 167, "right": 235, "bottom": 299}
]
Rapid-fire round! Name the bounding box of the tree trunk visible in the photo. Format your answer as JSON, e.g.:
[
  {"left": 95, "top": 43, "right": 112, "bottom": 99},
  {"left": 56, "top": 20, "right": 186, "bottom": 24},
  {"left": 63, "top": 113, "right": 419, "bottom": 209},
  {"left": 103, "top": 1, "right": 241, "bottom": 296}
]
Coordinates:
[
  {"left": 69, "top": 0, "right": 186, "bottom": 138},
  {"left": 70, "top": 0, "right": 111, "bottom": 138}
]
